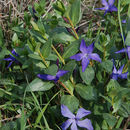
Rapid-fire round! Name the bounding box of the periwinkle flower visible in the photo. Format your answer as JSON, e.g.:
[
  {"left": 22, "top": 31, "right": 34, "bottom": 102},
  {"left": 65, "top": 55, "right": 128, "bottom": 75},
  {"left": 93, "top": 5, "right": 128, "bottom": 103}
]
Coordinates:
[
  {"left": 61, "top": 105, "right": 93, "bottom": 130},
  {"left": 122, "top": 19, "right": 126, "bottom": 24},
  {"left": 37, "top": 70, "right": 68, "bottom": 82},
  {"left": 115, "top": 46, "right": 130, "bottom": 60},
  {"left": 111, "top": 64, "right": 128, "bottom": 80},
  {"left": 4, "top": 49, "right": 19, "bottom": 68},
  {"left": 70, "top": 39, "right": 101, "bottom": 72},
  {"left": 96, "top": 0, "right": 117, "bottom": 15}
]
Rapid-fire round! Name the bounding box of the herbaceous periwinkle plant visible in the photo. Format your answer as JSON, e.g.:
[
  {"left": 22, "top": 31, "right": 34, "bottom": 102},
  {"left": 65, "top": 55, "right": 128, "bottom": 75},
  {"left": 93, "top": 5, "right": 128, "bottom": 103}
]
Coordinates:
[{"left": 0, "top": 0, "right": 130, "bottom": 130}]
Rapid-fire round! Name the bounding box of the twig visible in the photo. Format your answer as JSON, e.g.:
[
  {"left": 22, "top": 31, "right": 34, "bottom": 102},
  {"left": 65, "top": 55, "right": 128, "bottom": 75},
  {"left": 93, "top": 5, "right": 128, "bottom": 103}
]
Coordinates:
[
  {"left": 123, "top": 116, "right": 130, "bottom": 130},
  {"left": 0, "top": 114, "right": 21, "bottom": 122}
]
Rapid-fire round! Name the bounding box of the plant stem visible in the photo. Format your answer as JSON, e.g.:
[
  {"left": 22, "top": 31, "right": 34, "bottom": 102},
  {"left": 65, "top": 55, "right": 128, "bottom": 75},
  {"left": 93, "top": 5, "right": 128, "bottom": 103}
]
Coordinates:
[
  {"left": 38, "top": 50, "right": 49, "bottom": 68},
  {"left": 58, "top": 80, "right": 74, "bottom": 96},
  {"left": 51, "top": 45, "right": 65, "bottom": 65},
  {"left": 67, "top": 17, "right": 79, "bottom": 40}
]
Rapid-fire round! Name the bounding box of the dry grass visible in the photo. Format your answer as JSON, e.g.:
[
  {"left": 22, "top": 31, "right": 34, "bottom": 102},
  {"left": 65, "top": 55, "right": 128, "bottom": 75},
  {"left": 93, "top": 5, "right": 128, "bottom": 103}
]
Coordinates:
[{"left": 0, "top": 0, "right": 100, "bottom": 42}]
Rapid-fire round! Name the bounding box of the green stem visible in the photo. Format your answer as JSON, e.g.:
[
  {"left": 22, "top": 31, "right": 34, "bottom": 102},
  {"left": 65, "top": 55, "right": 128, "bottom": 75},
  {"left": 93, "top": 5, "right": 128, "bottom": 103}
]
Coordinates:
[
  {"left": 58, "top": 80, "right": 74, "bottom": 96},
  {"left": 51, "top": 45, "right": 65, "bottom": 65},
  {"left": 118, "top": 0, "right": 128, "bottom": 61},
  {"left": 67, "top": 17, "right": 79, "bottom": 40},
  {"left": 38, "top": 50, "right": 49, "bottom": 68}
]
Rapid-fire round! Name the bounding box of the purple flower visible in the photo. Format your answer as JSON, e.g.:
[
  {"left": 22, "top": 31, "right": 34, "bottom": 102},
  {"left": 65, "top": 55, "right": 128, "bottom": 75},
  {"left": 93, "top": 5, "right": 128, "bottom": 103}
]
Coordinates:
[
  {"left": 115, "top": 46, "right": 130, "bottom": 60},
  {"left": 37, "top": 70, "right": 68, "bottom": 82},
  {"left": 96, "top": 0, "right": 117, "bottom": 15},
  {"left": 61, "top": 105, "right": 93, "bottom": 130},
  {"left": 111, "top": 64, "right": 128, "bottom": 80},
  {"left": 3, "top": 49, "right": 19, "bottom": 68},
  {"left": 70, "top": 39, "right": 101, "bottom": 72},
  {"left": 122, "top": 19, "right": 126, "bottom": 24}
]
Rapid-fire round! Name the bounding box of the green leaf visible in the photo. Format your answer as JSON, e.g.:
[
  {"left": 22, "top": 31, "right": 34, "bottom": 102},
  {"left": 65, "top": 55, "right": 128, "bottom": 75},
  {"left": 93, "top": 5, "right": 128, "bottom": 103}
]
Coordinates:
[
  {"left": 28, "top": 53, "right": 42, "bottom": 60},
  {"left": 12, "top": 27, "right": 27, "bottom": 33},
  {"left": 101, "top": 60, "right": 113, "bottom": 73},
  {"left": 53, "top": 1, "right": 65, "bottom": 15},
  {"left": 29, "top": 30, "right": 46, "bottom": 43},
  {"left": 68, "top": 0, "right": 82, "bottom": 26},
  {"left": 63, "top": 41, "right": 80, "bottom": 59},
  {"left": 75, "top": 84, "right": 97, "bottom": 100},
  {"left": 107, "top": 79, "right": 120, "bottom": 92},
  {"left": 44, "top": 64, "right": 58, "bottom": 75},
  {"left": 50, "top": 27, "right": 75, "bottom": 43},
  {"left": 113, "top": 99, "right": 122, "bottom": 113},
  {"left": 0, "top": 48, "right": 10, "bottom": 59},
  {"left": 41, "top": 39, "right": 52, "bottom": 58},
  {"left": 125, "top": 31, "right": 130, "bottom": 46},
  {"left": 61, "top": 95, "right": 79, "bottom": 112},
  {"left": 63, "top": 80, "right": 74, "bottom": 95},
  {"left": 79, "top": 66, "right": 95, "bottom": 85},
  {"left": 103, "top": 113, "right": 117, "bottom": 127},
  {"left": 26, "top": 78, "right": 54, "bottom": 92},
  {"left": 61, "top": 60, "right": 76, "bottom": 81}
]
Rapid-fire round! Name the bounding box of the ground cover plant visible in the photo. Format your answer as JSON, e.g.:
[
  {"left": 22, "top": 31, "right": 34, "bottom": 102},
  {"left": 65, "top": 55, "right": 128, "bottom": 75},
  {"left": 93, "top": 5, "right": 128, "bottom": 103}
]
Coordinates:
[{"left": 0, "top": 0, "right": 130, "bottom": 129}]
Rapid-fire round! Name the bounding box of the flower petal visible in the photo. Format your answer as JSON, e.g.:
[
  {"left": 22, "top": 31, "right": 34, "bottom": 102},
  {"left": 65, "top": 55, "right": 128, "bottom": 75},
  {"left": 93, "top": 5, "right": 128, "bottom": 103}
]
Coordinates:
[
  {"left": 76, "top": 108, "right": 91, "bottom": 119},
  {"left": 127, "top": 46, "right": 130, "bottom": 60},
  {"left": 115, "top": 48, "right": 127, "bottom": 54},
  {"left": 82, "top": 57, "right": 90, "bottom": 72},
  {"left": 102, "top": 0, "right": 108, "bottom": 6},
  {"left": 37, "top": 74, "right": 56, "bottom": 81},
  {"left": 89, "top": 53, "right": 101, "bottom": 62},
  {"left": 113, "top": 65, "right": 117, "bottom": 74},
  {"left": 108, "top": 0, "right": 115, "bottom": 6},
  {"left": 61, "top": 105, "right": 75, "bottom": 118},
  {"left": 11, "top": 49, "right": 19, "bottom": 56},
  {"left": 118, "top": 65, "right": 124, "bottom": 74},
  {"left": 119, "top": 72, "right": 128, "bottom": 79},
  {"left": 111, "top": 73, "right": 118, "bottom": 80},
  {"left": 7, "top": 61, "right": 13, "bottom": 68},
  {"left": 56, "top": 70, "right": 69, "bottom": 78},
  {"left": 71, "top": 120, "right": 78, "bottom": 130},
  {"left": 86, "top": 42, "right": 95, "bottom": 54},
  {"left": 95, "top": 7, "right": 107, "bottom": 11},
  {"left": 3, "top": 58, "right": 13, "bottom": 61},
  {"left": 70, "top": 53, "right": 83, "bottom": 61},
  {"left": 80, "top": 39, "right": 88, "bottom": 53},
  {"left": 122, "top": 19, "right": 126, "bottom": 24},
  {"left": 61, "top": 119, "right": 73, "bottom": 130},
  {"left": 77, "top": 119, "right": 94, "bottom": 130},
  {"left": 110, "top": 6, "right": 118, "bottom": 12}
]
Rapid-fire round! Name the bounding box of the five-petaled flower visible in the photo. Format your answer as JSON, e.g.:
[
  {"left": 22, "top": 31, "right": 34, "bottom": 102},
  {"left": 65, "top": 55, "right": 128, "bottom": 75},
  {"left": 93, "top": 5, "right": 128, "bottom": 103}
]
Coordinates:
[
  {"left": 37, "top": 70, "right": 68, "bottom": 82},
  {"left": 115, "top": 46, "right": 130, "bottom": 60},
  {"left": 70, "top": 39, "right": 101, "bottom": 72},
  {"left": 111, "top": 64, "right": 128, "bottom": 80},
  {"left": 61, "top": 105, "right": 93, "bottom": 130},
  {"left": 4, "top": 49, "right": 19, "bottom": 68},
  {"left": 96, "top": 0, "right": 117, "bottom": 15}
]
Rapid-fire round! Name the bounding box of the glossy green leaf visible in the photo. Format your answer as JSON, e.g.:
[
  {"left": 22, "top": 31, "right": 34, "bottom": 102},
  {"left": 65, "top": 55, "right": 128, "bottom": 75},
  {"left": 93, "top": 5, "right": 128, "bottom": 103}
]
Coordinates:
[
  {"left": 68, "top": 0, "right": 82, "bottom": 26},
  {"left": 41, "top": 39, "right": 52, "bottom": 58},
  {"left": 63, "top": 41, "right": 80, "bottom": 59},
  {"left": 26, "top": 78, "right": 54, "bottom": 91},
  {"left": 103, "top": 113, "right": 117, "bottom": 127},
  {"left": 101, "top": 60, "right": 113, "bottom": 73},
  {"left": 44, "top": 64, "right": 58, "bottom": 75},
  {"left": 61, "top": 95, "right": 79, "bottom": 112},
  {"left": 79, "top": 66, "right": 95, "bottom": 85},
  {"left": 28, "top": 53, "right": 42, "bottom": 60},
  {"left": 75, "top": 84, "right": 97, "bottom": 100}
]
